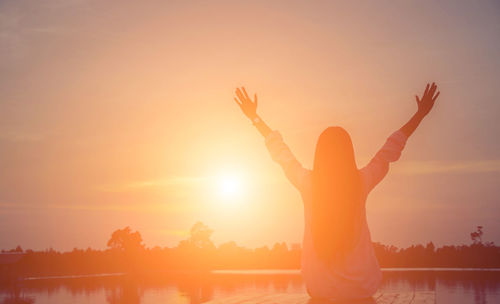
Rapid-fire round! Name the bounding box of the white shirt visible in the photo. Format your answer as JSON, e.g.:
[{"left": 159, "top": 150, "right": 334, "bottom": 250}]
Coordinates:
[{"left": 265, "top": 130, "right": 408, "bottom": 300}]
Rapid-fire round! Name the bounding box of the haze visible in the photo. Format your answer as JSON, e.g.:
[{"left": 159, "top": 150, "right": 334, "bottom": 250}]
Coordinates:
[{"left": 1, "top": 0, "right": 499, "bottom": 251}]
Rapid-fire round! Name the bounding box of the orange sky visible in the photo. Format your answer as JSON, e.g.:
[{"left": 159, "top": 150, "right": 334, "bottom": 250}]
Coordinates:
[{"left": 1, "top": 0, "right": 499, "bottom": 251}]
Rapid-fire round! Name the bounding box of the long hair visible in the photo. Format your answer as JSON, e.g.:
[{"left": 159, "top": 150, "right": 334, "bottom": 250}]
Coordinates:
[{"left": 311, "top": 127, "right": 363, "bottom": 264}]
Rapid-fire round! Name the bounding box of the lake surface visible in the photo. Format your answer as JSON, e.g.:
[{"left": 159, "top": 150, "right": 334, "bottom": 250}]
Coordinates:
[{"left": 1, "top": 269, "right": 499, "bottom": 303}]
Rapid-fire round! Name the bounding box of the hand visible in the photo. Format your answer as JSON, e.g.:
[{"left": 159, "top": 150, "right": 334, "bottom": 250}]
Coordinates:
[
  {"left": 234, "top": 87, "right": 258, "bottom": 119},
  {"left": 416, "top": 82, "right": 440, "bottom": 117}
]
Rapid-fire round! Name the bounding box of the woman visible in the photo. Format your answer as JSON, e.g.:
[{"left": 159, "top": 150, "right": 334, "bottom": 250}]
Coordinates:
[{"left": 233, "top": 83, "right": 440, "bottom": 301}]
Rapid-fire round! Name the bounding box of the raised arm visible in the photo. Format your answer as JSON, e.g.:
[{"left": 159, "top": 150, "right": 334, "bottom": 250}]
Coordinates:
[
  {"left": 233, "top": 87, "right": 310, "bottom": 192},
  {"left": 234, "top": 87, "right": 271, "bottom": 137},
  {"left": 400, "top": 82, "right": 440, "bottom": 137},
  {"left": 361, "top": 82, "right": 440, "bottom": 193}
]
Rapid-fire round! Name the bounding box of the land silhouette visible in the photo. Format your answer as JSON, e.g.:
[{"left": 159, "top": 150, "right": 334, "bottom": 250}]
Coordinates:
[{"left": 1, "top": 223, "right": 498, "bottom": 281}]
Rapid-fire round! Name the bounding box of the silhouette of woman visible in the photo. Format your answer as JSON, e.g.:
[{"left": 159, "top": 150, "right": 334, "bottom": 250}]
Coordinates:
[{"left": 234, "top": 83, "right": 440, "bottom": 301}]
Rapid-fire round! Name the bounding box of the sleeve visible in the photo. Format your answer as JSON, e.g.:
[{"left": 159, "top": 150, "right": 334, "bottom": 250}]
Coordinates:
[
  {"left": 265, "top": 131, "right": 310, "bottom": 192},
  {"left": 360, "top": 130, "right": 408, "bottom": 194}
]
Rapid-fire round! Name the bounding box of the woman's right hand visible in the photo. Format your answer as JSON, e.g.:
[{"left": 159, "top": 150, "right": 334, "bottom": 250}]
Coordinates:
[
  {"left": 234, "top": 87, "right": 258, "bottom": 119},
  {"left": 416, "top": 82, "right": 440, "bottom": 117},
  {"left": 400, "top": 82, "right": 440, "bottom": 138}
]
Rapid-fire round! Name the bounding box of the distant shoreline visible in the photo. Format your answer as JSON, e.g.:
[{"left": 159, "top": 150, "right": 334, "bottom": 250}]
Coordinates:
[{"left": 22, "top": 268, "right": 500, "bottom": 281}]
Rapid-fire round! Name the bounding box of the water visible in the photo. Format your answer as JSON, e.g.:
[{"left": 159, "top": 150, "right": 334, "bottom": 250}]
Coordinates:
[{"left": 1, "top": 269, "right": 499, "bottom": 303}]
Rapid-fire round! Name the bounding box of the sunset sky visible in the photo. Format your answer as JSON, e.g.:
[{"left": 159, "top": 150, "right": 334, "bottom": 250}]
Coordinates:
[{"left": 1, "top": 0, "right": 499, "bottom": 251}]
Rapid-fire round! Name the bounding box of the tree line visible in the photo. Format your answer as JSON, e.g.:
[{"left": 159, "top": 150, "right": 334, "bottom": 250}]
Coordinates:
[{"left": 1, "top": 223, "right": 498, "bottom": 279}]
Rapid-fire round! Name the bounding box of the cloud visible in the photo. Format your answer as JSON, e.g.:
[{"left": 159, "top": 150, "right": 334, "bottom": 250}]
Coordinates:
[
  {"left": 99, "top": 159, "right": 500, "bottom": 194},
  {"left": 0, "top": 201, "right": 194, "bottom": 213},
  {"left": 0, "top": 0, "right": 88, "bottom": 62},
  {"left": 0, "top": 129, "right": 43, "bottom": 142},
  {"left": 394, "top": 160, "right": 500, "bottom": 175},
  {"left": 126, "top": 176, "right": 207, "bottom": 188},
  {"left": 155, "top": 229, "right": 189, "bottom": 237},
  {"left": 97, "top": 176, "right": 208, "bottom": 192}
]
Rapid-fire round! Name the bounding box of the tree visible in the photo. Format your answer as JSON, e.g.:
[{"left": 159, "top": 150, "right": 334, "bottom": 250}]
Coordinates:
[
  {"left": 425, "top": 242, "right": 435, "bottom": 255},
  {"left": 107, "top": 227, "right": 144, "bottom": 252},
  {"left": 188, "top": 222, "right": 215, "bottom": 250},
  {"left": 470, "top": 226, "right": 483, "bottom": 245}
]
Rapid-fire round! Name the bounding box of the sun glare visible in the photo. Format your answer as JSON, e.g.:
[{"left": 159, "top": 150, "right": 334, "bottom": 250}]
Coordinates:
[{"left": 216, "top": 174, "right": 244, "bottom": 199}]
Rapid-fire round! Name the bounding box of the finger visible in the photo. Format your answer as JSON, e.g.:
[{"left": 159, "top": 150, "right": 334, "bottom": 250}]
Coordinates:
[
  {"left": 432, "top": 91, "right": 440, "bottom": 102},
  {"left": 234, "top": 97, "right": 242, "bottom": 107},
  {"left": 428, "top": 82, "right": 437, "bottom": 97},
  {"left": 254, "top": 93, "right": 258, "bottom": 107},
  {"left": 236, "top": 89, "right": 245, "bottom": 102},
  {"left": 242, "top": 87, "right": 250, "bottom": 100},
  {"left": 423, "top": 83, "right": 430, "bottom": 96},
  {"left": 237, "top": 88, "right": 247, "bottom": 101},
  {"left": 415, "top": 95, "right": 421, "bottom": 104},
  {"left": 429, "top": 84, "right": 437, "bottom": 98}
]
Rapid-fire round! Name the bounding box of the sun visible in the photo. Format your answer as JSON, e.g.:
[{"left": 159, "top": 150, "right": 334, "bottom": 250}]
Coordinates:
[{"left": 215, "top": 173, "right": 244, "bottom": 199}]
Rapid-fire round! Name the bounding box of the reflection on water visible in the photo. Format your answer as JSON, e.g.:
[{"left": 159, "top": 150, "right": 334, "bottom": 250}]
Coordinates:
[{"left": 1, "top": 270, "right": 499, "bottom": 304}]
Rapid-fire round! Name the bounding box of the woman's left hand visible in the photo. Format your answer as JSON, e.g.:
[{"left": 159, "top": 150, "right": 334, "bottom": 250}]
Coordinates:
[{"left": 234, "top": 87, "right": 258, "bottom": 120}]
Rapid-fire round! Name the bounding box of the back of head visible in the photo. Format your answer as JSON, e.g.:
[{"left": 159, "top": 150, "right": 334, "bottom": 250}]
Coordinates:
[{"left": 311, "top": 127, "right": 363, "bottom": 264}]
